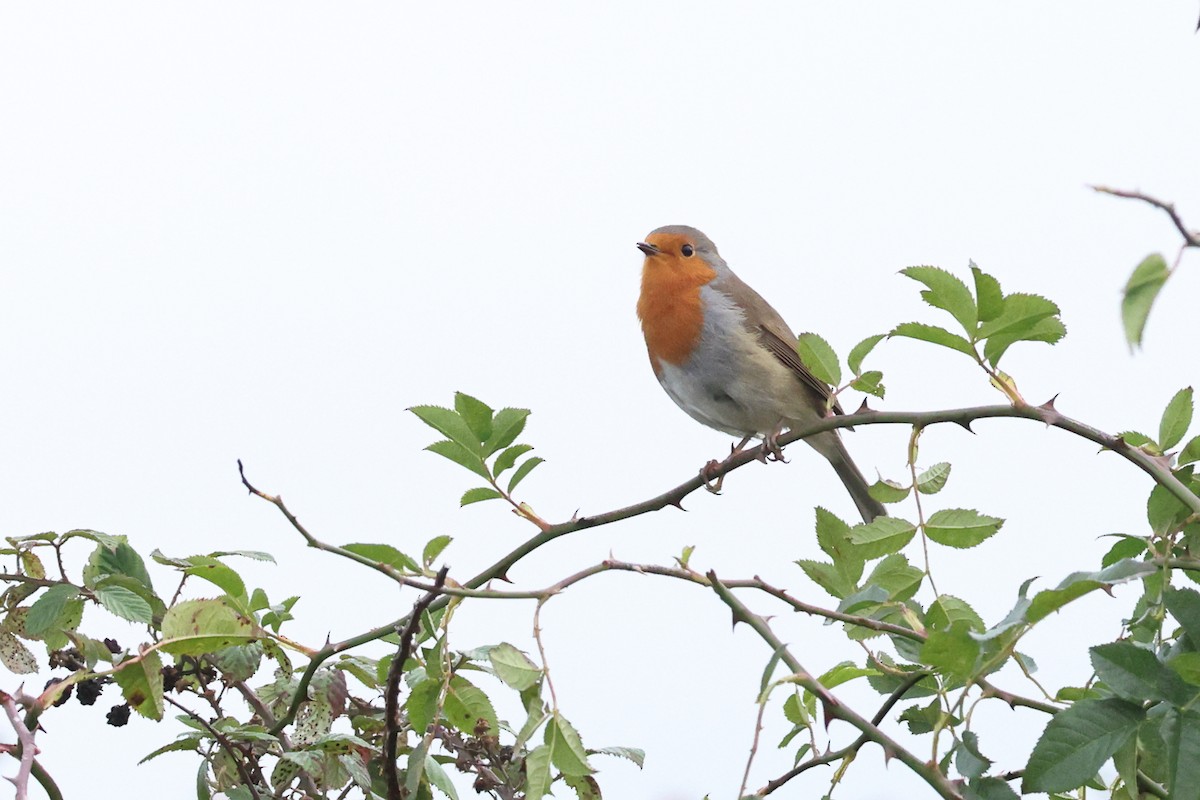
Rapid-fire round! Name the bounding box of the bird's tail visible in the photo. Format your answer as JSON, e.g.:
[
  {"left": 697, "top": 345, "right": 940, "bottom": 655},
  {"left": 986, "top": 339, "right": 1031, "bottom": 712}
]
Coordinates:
[{"left": 810, "top": 432, "right": 887, "bottom": 524}]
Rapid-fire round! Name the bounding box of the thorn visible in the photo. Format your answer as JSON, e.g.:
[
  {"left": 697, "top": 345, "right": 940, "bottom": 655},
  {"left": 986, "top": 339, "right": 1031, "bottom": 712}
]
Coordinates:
[
  {"left": 1039, "top": 394, "right": 1059, "bottom": 411},
  {"left": 494, "top": 569, "right": 513, "bottom": 584},
  {"left": 668, "top": 497, "right": 688, "bottom": 510},
  {"left": 1100, "top": 584, "right": 1116, "bottom": 597},
  {"left": 729, "top": 609, "right": 743, "bottom": 630},
  {"left": 881, "top": 744, "right": 897, "bottom": 764},
  {"left": 953, "top": 419, "right": 976, "bottom": 434},
  {"left": 571, "top": 508, "right": 581, "bottom": 522},
  {"left": 855, "top": 397, "right": 873, "bottom": 414}
]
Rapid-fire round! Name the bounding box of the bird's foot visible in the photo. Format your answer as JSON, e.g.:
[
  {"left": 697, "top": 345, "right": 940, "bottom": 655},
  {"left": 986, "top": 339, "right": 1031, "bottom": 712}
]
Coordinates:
[
  {"left": 701, "top": 460, "right": 725, "bottom": 494},
  {"left": 762, "top": 429, "right": 788, "bottom": 463}
]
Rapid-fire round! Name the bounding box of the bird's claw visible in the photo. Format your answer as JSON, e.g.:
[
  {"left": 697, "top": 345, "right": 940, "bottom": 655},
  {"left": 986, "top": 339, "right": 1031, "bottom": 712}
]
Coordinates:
[{"left": 701, "top": 460, "right": 725, "bottom": 494}]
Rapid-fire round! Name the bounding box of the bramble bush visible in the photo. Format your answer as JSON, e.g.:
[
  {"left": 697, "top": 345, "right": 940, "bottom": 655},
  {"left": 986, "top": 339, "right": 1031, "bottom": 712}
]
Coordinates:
[{"left": 1, "top": 189, "right": 1197, "bottom": 800}]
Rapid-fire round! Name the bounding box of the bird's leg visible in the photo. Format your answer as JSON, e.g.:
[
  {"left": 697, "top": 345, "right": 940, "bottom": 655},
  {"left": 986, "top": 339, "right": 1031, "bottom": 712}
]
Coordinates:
[
  {"left": 701, "top": 436, "right": 754, "bottom": 494},
  {"left": 762, "top": 424, "right": 788, "bottom": 463}
]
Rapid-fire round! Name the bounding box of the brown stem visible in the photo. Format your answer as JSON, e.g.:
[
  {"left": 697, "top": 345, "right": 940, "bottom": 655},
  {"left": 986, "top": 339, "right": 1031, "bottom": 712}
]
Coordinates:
[{"left": 1092, "top": 186, "right": 1200, "bottom": 248}]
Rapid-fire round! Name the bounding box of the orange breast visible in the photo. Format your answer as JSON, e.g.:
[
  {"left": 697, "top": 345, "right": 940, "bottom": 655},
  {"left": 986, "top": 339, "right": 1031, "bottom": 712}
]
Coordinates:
[{"left": 637, "top": 258, "right": 717, "bottom": 374}]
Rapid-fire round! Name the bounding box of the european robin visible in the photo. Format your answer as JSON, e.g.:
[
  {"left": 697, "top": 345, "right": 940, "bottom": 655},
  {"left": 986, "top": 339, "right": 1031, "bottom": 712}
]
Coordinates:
[{"left": 636, "top": 225, "right": 886, "bottom": 523}]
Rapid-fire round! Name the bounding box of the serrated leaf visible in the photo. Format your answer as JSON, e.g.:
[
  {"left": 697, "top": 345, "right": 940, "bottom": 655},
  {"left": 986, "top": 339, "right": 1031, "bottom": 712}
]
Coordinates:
[
  {"left": 524, "top": 745, "right": 553, "bottom": 800},
  {"left": 835, "top": 584, "right": 889, "bottom": 615},
  {"left": 483, "top": 407, "right": 530, "bottom": 457},
  {"left": 970, "top": 262, "right": 1005, "bottom": 322},
  {"left": 1169, "top": 652, "right": 1200, "bottom": 686},
  {"left": 868, "top": 479, "right": 910, "bottom": 504},
  {"left": 1160, "top": 387, "right": 1194, "bottom": 451},
  {"left": 507, "top": 457, "right": 544, "bottom": 492},
  {"left": 183, "top": 556, "right": 247, "bottom": 601},
  {"left": 96, "top": 585, "right": 154, "bottom": 623},
  {"left": 920, "top": 622, "right": 980, "bottom": 677},
  {"left": 1149, "top": 481, "right": 1190, "bottom": 536},
  {"left": 342, "top": 543, "right": 420, "bottom": 573},
  {"left": 489, "top": 643, "right": 541, "bottom": 691},
  {"left": 409, "top": 405, "right": 482, "bottom": 453},
  {"left": 1122, "top": 253, "right": 1169, "bottom": 349},
  {"left": 815, "top": 661, "right": 880, "bottom": 690},
  {"left": 423, "top": 535, "right": 452, "bottom": 566},
  {"left": 564, "top": 773, "right": 601, "bottom": 800},
  {"left": 454, "top": 392, "right": 493, "bottom": 443},
  {"left": 25, "top": 584, "right": 80, "bottom": 637},
  {"left": 461, "top": 487, "right": 503, "bottom": 506},
  {"left": 545, "top": 713, "right": 594, "bottom": 777},
  {"left": 795, "top": 332, "right": 841, "bottom": 386},
  {"left": 424, "top": 439, "right": 490, "bottom": 479},
  {"left": 1022, "top": 698, "right": 1143, "bottom": 793},
  {"left": 916, "top": 462, "right": 952, "bottom": 495},
  {"left": 425, "top": 751, "right": 460, "bottom": 800},
  {"left": 1161, "top": 707, "right": 1200, "bottom": 800},
  {"left": 902, "top": 266, "right": 978, "bottom": 333},
  {"left": 82, "top": 539, "right": 153, "bottom": 591},
  {"left": 160, "top": 599, "right": 257, "bottom": 655},
  {"left": 865, "top": 553, "right": 923, "bottom": 602},
  {"left": 0, "top": 632, "right": 37, "bottom": 673},
  {"left": 795, "top": 559, "right": 856, "bottom": 600},
  {"left": 1179, "top": 435, "right": 1200, "bottom": 467},
  {"left": 114, "top": 649, "right": 165, "bottom": 720},
  {"left": 444, "top": 675, "right": 498, "bottom": 734},
  {"left": 848, "top": 334, "right": 886, "bottom": 374},
  {"left": 924, "top": 509, "right": 1003, "bottom": 549},
  {"left": 889, "top": 322, "right": 976, "bottom": 357},
  {"left": 139, "top": 734, "right": 204, "bottom": 764},
  {"left": 1101, "top": 536, "right": 1148, "bottom": 568},
  {"left": 1165, "top": 588, "right": 1200, "bottom": 646},
  {"left": 19, "top": 550, "right": 45, "bottom": 579},
  {"left": 1025, "top": 560, "right": 1157, "bottom": 624},
  {"left": 493, "top": 444, "right": 533, "bottom": 476},
  {"left": 927, "top": 595, "right": 984, "bottom": 633},
  {"left": 814, "top": 507, "right": 865, "bottom": 574},
  {"left": 964, "top": 776, "right": 1020, "bottom": 800},
  {"left": 956, "top": 730, "right": 994, "bottom": 780},
  {"left": 405, "top": 679, "right": 439, "bottom": 734},
  {"left": 984, "top": 314, "right": 1066, "bottom": 367},
  {"left": 210, "top": 549, "right": 275, "bottom": 563},
  {"left": 847, "top": 517, "right": 917, "bottom": 559},
  {"left": 1090, "top": 641, "right": 1193, "bottom": 706},
  {"left": 977, "top": 292, "right": 1059, "bottom": 338},
  {"left": 850, "top": 370, "right": 886, "bottom": 398}
]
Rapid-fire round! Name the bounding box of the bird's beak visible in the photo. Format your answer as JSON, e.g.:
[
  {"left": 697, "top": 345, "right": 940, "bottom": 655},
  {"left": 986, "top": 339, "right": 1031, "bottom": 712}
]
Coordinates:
[{"left": 636, "top": 241, "right": 661, "bottom": 256}]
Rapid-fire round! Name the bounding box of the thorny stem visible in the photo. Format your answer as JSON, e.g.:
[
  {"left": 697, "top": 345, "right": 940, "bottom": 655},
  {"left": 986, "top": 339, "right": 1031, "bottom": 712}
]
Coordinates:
[
  {"left": 1092, "top": 186, "right": 1200, "bottom": 248},
  {"left": 738, "top": 684, "right": 770, "bottom": 800},
  {"left": 385, "top": 566, "right": 448, "bottom": 800},
  {"left": 163, "top": 694, "right": 262, "bottom": 799},
  {"left": 532, "top": 599, "right": 559, "bottom": 712},
  {"left": 2, "top": 692, "right": 34, "bottom": 800},
  {"left": 706, "top": 572, "right": 964, "bottom": 800}
]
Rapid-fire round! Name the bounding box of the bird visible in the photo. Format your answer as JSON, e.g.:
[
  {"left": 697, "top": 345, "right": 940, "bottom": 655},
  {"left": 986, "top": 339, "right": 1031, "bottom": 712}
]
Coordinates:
[{"left": 635, "top": 224, "right": 886, "bottom": 523}]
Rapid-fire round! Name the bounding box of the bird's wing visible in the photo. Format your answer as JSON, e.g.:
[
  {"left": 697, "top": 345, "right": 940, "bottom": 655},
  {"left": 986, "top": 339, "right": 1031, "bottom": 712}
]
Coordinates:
[{"left": 713, "top": 268, "right": 844, "bottom": 416}]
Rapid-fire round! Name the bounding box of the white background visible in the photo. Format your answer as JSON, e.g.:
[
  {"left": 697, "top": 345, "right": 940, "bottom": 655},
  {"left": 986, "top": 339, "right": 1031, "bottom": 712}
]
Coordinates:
[{"left": 2, "top": 3, "right": 1199, "bottom": 799}]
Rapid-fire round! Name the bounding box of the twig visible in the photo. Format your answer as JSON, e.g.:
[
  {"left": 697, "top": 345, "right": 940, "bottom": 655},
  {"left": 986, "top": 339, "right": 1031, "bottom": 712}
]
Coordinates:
[
  {"left": 705, "top": 572, "right": 964, "bottom": 800},
  {"left": 385, "top": 566, "right": 449, "bottom": 800},
  {"left": 532, "top": 600, "right": 559, "bottom": 711},
  {"left": 162, "top": 694, "right": 262, "bottom": 799},
  {"left": 758, "top": 671, "right": 928, "bottom": 796},
  {"left": 29, "top": 760, "right": 62, "bottom": 800},
  {"left": 1092, "top": 186, "right": 1200, "bottom": 248},
  {"left": 739, "top": 683, "right": 771, "bottom": 798},
  {"left": 2, "top": 691, "right": 35, "bottom": 800}
]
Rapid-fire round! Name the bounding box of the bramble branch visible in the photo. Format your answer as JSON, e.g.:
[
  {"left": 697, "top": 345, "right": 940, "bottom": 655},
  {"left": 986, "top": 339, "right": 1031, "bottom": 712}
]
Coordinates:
[{"left": 1092, "top": 186, "right": 1200, "bottom": 248}]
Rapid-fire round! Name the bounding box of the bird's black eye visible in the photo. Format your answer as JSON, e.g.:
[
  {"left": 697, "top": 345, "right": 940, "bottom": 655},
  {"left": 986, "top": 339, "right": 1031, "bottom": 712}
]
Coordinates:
[{"left": 681, "top": 244, "right": 695, "bottom": 257}]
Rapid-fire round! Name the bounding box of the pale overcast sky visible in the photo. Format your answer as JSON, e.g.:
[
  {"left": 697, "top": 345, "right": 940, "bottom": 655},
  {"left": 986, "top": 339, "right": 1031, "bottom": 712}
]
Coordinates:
[{"left": 2, "top": 4, "right": 1199, "bottom": 799}]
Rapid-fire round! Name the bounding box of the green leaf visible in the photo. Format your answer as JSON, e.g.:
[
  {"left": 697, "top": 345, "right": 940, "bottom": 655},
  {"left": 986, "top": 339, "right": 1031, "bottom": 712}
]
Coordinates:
[
  {"left": 983, "top": 313, "right": 1065, "bottom": 367},
  {"left": 482, "top": 408, "right": 530, "bottom": 457},
  {"left": 795, "top": 559, "right": 856, "bottom": 600},
  {"left": 461, "top": 487, "right": 503, "bottom": 506},
  {"left": 493, "top": 444, "right": 533, "bottom": 476},
  {"left": 814, "top": 507, "right": 865, "bottom": 575},
  {"left": 1160, "top": 707, "right": 1200, "bottom": 800},
  {"left": 1179, "top": 435, "right": 1200, "bottom": 467},
  {"left": 916, "top": 462, "right": 952, "bottom": 495},
  {"left": 82, "top": 539, "right": 154, "bottom": 592},
  {"left": 342, "top": 543, "right": 420, "bottom": 573},
  {"left": 507, "top": 457, "right": 544, "bottom": 492},
  {"left": 409, "top": 405, "right": 482, "bottom": 453},
  {"left": 1100, "top": 535, "right": 1148, "bottom": 568},
  {"left": 848, "top": 334, "right": 886, "bottom": 374},
  {"left": 209, "top": 549, "right": 276, "bottom": 563},
  {"left": 927, "top": 595, "right": 985, "bottom": 633},
  {"left": 899, "top": 698, "right": 957, "bottom": 734},
  {"left": 1160, "top": 387, "right": 1194, "bottom": 451},
  {"left": 564, "top": 774, "right": 602, "bottom": 800},
  {"left": 444, "top": 675, "right": 498, "bottom": 734},
  {"left": 850, "top": 370, "right": 886, "bottom": 398},
  {"left": 865, "top": 554, "right": 923, "bottom": 602},
  {"left": 977, "top": 292, "right": 1059, "bottom": 339},
  {"left": 889, "top": 322, "right": 976, "bottom": 357},
  {"left": 160, "top": 599, "right": 258, "bottom": 656},
  {"left": 920, "top": 622, "right": 980, "bottom": 678},
  {"left": 795, "top": 332, "right": 841, "bottom": 386},
  {"left": 868, "top": 479, "right": 910, "bottom": 504},
  {"left": 847, "top": 517, "right": 918, "bottom": 559},
  {"left": 454, "top": 392, "right": 493, "bottom": 443},
  {"left": 1026, "top": 560, "right": 1157, "bottom": 624},
  {"left": 814, "top": 661, "right": 880, "bottom": 690},
  {"left": 1148, "top": 481, "right": 1190, "bottom": 536},
  {"left": 924, "top": 509, "right": 1003, "bottom": 549},
  {"left": 523, "top": 745, "right": 553, "bottom": 800},
  {"left": 956, "top": 730, "right": 994, "bottom": 780},
  {"left": 402, "top": 739, "right": 428, "bottom": 798},
  {"left": 424, "top": 751, "right": 460, "bottom": 800},
  {"left": 1165, "top": 588, "right": 1200, "bottom": 646},
  {"left": 139, "top": 734, "right": 203, "bottom": 764},
  {"left": 1122, "top": 253, "right": 1169, "bottom": 349},
  {"left": 0, "top": 632, "right": 38, "bottom": 673},
  {"left": 489, "top": 643, "right": 541, "bottom": 691},
  {"left": 1091, "top": 642, "right": 1192, "bottom": 705},
  {"left": 963, "top": 776, "right": 1020, "bottom": 800},
  {"left": 423, "top": 535, "right": 452, "bottom": 566},
  {"left": 405, "top": 679, "right": 439, "bottom": 734},
  {"left": 1169, "top": 652, "right": 1200, "bottom": 686},
  {"left": 114, "top": 649, "right": 165, "bottom": 720},
  {"left": 424, "top": 440, "right": 489, "bottom": 479},
  {"left": 545, "top": 713, "right": 594, "bottom": 777},
  {"left": 970, "top": 262, "right": 1005, "bottom": 323},
  {"left": 1022, "top": 698, "right": 1144, "bottom": 793},
  {"left": 96, "top": 585, "right": 154, "bottom": 623},
  {"left": 901, "top": 266, "right": 978, "bottom": 334},
  {"left": 183, "top": 556, "right": 247, "bottom": 601},
  {"left": 25, "top": 584, "right": 80, "bottom": 637},
  {"left": 1117, "top": 430, "right": 1158, "bottom": 450}
]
